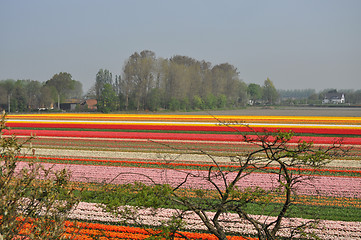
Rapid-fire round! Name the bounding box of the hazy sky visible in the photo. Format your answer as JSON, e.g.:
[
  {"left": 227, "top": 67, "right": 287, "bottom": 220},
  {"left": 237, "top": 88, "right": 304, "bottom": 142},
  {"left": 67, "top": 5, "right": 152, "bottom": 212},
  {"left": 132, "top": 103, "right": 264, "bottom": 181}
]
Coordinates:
[{"left": 1, "top": 0, "right": 360, "bottom": 92}]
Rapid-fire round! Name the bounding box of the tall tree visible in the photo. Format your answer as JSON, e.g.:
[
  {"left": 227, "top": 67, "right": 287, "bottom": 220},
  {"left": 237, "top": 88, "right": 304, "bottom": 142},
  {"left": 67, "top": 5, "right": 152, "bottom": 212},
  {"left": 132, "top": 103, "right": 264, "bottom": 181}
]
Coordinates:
[
  {"left": 165, "top": 61, "right": 190, "bottom": 103},
  {"left": 122, "top": 52, "right": 139, "bottom": 110},
  {"left": 66, "top": 80, "right": 83, "bottom": 99},
  {"left": 114, "top": 75, "right": 122, "bottom": 97},
  {"left": 238, "top": 80, "right": 249, "bottom": 106},
  {"left": 262, "top": 78, "right": 279, "bottom": 104},
  {"left": 122, "top": 50, "right": 156, "bottom": 110},
  {"left": 200, "top": 60, "right": 212, "bottom": 97},
  {"left": 0, "top": 80, "right": 15, "bottom": 112},
  {"left": 45, "top": 72, "right": 81, "bottom": 101},
  {"left": 247, "top": 83, "right": 263, "bottom": 104},
  {"left": 211, "top": 63, "right": 243, "bottom": 106},
  {"left": 40, "top": 85, "right": 58, "bottom": 109},
  {"left": 97, "top": 83, "right": 117, "bottom": 113},
  {"left": 24, "top": 80, "right": 42, "bottom": 110},
  {"left": 95, "top": 69, "right": 113, "bottom": 100},
  {"left": 138, "top": 50, "right": 156, "bottom": 110},
  {"left": 0, "top": 87, "right": 7, "bottom": 110},
  {"left": 11, "top": 81, "right": 28, "bottom": 112}
]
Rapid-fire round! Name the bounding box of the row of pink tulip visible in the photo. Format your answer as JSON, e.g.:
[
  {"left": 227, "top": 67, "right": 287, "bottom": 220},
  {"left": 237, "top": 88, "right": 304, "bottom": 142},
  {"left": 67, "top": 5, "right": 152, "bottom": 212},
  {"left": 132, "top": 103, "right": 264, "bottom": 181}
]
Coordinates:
[
  {"left": 69, "top": 202, "right": 361, "bottom": 239},
  {"left": 15, "top": 162, "right": 361, "bottom": 198}
]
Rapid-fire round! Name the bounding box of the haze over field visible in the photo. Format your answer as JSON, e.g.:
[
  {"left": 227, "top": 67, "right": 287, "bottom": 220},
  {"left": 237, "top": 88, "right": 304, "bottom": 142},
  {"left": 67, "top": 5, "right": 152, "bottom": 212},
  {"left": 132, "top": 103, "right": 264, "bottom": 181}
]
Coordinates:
[{"left": 1, "top": 0, "right": 360, "bottom": 92}]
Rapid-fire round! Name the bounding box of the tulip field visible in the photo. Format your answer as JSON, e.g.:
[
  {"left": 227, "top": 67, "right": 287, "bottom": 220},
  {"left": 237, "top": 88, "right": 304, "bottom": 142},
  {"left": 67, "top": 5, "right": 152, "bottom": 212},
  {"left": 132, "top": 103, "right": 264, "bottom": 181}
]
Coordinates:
[{"left": 4, "top": 112, "right": 361, "bottom": 239}]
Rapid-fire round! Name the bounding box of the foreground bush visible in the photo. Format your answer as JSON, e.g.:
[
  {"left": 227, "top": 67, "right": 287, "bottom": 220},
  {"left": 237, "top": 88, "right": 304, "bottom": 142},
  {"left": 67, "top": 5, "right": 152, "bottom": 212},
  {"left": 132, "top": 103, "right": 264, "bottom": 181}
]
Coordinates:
[{"left": 0, "top": 113, "right": 80, "bottom": 239}]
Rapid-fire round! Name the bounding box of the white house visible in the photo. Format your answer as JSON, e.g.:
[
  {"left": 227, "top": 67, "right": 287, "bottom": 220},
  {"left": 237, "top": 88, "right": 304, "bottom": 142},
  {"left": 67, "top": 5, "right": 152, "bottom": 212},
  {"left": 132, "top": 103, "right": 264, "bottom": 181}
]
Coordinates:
[{"left": 322, "top": 92, "right": 345, "bottom": 104}]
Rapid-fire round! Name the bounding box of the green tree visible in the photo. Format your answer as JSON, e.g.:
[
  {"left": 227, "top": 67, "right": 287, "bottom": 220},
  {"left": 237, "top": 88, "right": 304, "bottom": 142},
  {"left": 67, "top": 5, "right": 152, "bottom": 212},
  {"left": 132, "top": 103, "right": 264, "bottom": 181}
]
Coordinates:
[
  {"left": 192, "top": 95, "right": 205, "bottom": 110},
  {"left": 238, "top": 80, "right": 249, "bottom": 106},
  {"left": 0, "top": 80, "right": 15, "bottom": 112},
  {"left": 146, "top": 88, "right": 165, "bottom": 111},
  {"left": 247, "top": 83, "right": 263, "bottom": 104},
  {"left": 205, "top": 93, "right": 217, "bottom": 109},
  {"left": 167, "top": 56, "right": 203, "bottom": 105},
  {"left": 97, "top": 83, "right": 117, "bottom": 113},
  {"left": 345, "top": 89, "right": 361, "bottom": 104},
  {"left": 66, "top": 80, "right": 83, "bottom": 99},
  {"left": 168, "top": 98, "right": 180, "bottom": 111},
  {"left": 45, "top": 72, "right": 82, "bottom": 102},
  {"left": 11, "top": 83, "right": 28, "bottom": 112},
  {"left": 217, "top": 94, "right": 227, "bottom": 108},
  {"left": 40, "top": 85, "right": 58, "bottom": 109},
  {"left": 122, "top": 50, "right": 156, "bottom": 111},
  {"left": 307, "top": 93, "right": 321, "bottom": 104},
  {"left": 24, "top": 80, "right": 42, "bottom": 110},
  {"left": 95, "top": 69, "right": 113, "bottom": 100},
  {"left": 165, "top": 60, "right": 189, "bottom": 106},
  {"left": 122, "top": 52, "right": 139, "bottom": 110},
  {"left": 113, "top": 75, "right": 124, "bottom": 110},
  {"left": 262, "top": 78, "right": 279, "bottom": 104},
  {"left": 0, "top": 114, "right": 80, "bottom": 239},
  {"left": 0, "top": 87, "right": 7, "bottom": 110},
  {"left": 210, "top": 63, "right": 244, "bottom": 107}
]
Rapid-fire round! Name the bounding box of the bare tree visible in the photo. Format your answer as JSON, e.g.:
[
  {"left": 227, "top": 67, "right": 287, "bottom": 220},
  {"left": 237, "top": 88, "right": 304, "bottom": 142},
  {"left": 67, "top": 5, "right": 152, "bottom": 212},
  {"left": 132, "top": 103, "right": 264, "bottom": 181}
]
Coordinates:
[{"left": 101, "top": 125, "right": 347, "bottom": 240}]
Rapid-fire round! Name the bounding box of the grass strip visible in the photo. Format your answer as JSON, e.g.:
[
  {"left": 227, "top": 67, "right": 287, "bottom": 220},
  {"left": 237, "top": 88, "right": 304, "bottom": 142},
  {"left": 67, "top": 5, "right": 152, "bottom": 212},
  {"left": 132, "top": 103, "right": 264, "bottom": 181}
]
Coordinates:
[{"left": 73, "top": 183, "right": 361, "bottom": 222}]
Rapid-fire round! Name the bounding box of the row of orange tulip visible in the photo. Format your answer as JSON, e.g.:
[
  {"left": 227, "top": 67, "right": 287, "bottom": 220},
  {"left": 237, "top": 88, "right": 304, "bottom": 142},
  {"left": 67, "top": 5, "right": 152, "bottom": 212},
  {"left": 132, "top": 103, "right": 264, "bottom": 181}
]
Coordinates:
[
  {"left": 13, "top": 218, "right": 256, "bottom": 240},
  {"left": 65, "top": 221, "right": 256, "bottom": 240}
]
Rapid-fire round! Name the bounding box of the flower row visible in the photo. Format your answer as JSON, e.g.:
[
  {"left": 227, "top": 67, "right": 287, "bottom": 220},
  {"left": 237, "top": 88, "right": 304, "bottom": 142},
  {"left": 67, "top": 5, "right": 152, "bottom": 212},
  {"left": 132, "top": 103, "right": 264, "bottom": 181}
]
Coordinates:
[
  {"left": 6, "top": 113, "right": 361, "bottom": 125},
  {"left": 18, "top": 155, "right": 361, "bottom": 177},
  {"left": 13, "top": 216, "right": 255, "bottom": 240},
  {"left": 6, "top": 121, "right": 361, "bottom": 136},
  {"left": 14, "top": 162, "right": 361, "bottom": 198},
  {"left": 67, "top": 202, "right": 361, "bottom": 239},
  {"left": 9, "top": 202, "right": 361, "bottom": 239},
  {"left": 4, "top": 129, "right": 361, "bottom": 145}
]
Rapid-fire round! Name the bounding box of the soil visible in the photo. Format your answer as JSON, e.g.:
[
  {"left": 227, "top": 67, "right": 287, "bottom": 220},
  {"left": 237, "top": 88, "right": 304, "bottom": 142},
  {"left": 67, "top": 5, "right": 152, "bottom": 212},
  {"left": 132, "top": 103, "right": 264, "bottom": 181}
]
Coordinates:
[{"left": 162, "top": 106, "right": 361, "bottom": 117}]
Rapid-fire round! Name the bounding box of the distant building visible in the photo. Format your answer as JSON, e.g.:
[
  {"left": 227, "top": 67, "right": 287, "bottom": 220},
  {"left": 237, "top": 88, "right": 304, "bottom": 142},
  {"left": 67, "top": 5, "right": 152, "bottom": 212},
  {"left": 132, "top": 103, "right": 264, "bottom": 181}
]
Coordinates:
[
  {"left": 82, "top": 99, "right": 97, "bottom": 111},
  {"left": 60, "top": 99, "right": 82, "bottom": 111},
  {"left": 322, "top": 92, "right": 345, "bottom": 104},
  {"left": 55, "top": 99, "right": 98, "bottom": 111}
]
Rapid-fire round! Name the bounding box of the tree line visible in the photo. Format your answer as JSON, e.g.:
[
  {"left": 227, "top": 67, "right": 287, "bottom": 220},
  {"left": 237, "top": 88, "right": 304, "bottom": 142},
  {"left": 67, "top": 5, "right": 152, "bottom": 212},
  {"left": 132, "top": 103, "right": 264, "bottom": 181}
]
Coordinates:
[
  {"left": 92, "top": 50, "right": 361, "bottom": 112},
  {"left": 1, "top": 49, "right": 361, "bottom": 112},
  {"left": 92, "top": 50, "right": 278, "bottom": 113},
  {"left": 279, "top": 88, "right": 361, "bottom": 105},
  {"left": 90, "top": 51, "right": 273, "bottom": 112},
  {"left": 0, "top": 72, "right": 82, "bottom": 112}
]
